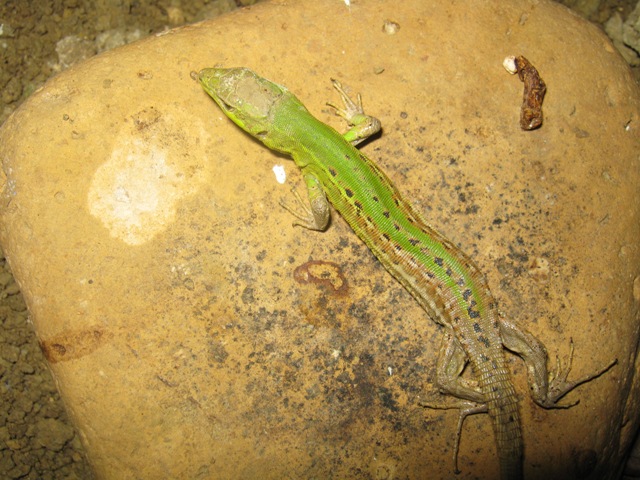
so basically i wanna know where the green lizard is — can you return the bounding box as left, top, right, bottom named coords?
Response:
left=198, top=67, right=615, bottom=480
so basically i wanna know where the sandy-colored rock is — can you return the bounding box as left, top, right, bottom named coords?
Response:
left=0, top=0, right=638, bottom=478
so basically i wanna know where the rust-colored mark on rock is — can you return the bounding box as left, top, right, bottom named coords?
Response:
left=40, top=327, right=112, bottom=363
left=293, top=260, right=348, bottom=295
left=131, top=107, right=161, bottom=132
left=528, top=256, right=550, bottom=283
left=503, top=55, right=547, bottom=130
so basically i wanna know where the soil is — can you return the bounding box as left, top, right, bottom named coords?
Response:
left=0, top=1, right=638, bottom=478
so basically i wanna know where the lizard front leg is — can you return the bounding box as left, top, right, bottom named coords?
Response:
left=327, top=79, right=381, bottom=146
left=280, top=172, right=331, bottom=231
left=282, top=79, right=381, bottom=230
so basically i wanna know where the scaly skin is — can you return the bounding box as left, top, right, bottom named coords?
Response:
left=198, top=67, right=615, bottom=480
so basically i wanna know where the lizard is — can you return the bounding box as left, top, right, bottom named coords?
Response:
left=197, top=67, right=616, bottom=480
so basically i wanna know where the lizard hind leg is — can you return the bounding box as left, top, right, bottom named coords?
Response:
left=419, top=332, right=488, bottom=472
left=498, top=316, right=617, bottom=408
left=431, top=331, right=485, bottom=403
left=419, top=396, right=488, bottom=474
left=543, top=341, right=617, bottom=406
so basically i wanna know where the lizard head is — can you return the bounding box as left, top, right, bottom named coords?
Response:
left=198, top=67, right=286, bottom=141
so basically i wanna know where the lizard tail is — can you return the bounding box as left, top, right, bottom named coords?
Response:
left=483, top=372, right=523, bottom=480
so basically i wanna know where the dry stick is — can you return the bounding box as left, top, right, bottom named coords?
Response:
left=503, top=55, right=547, bottom=130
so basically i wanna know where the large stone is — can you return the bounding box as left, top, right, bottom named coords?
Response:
left=1, top=0, right=638, bottom=478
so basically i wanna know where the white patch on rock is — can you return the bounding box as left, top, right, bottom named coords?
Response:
left=272, top=164, right=286, bottom=184
left=88, top=138, right=186, bottom=245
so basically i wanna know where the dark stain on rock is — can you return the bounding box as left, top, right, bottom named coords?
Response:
left=39, top=327, right=112, bottom=363
left=208, top=340, right=229, bottom=363
left=131, top=106, right=161, bottom=131
left=571, top=447, right=598, bottom=478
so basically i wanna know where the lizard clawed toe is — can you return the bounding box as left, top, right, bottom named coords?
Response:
left=539, top=341, right=618, bottom=407
left=542, top=358, right=618, bottom=407
left=419, top=398, right=487, bottom=474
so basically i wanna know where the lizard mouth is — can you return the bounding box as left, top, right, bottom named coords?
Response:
left=217, top=98, right=235, bottom=113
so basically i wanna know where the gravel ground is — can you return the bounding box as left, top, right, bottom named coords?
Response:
left=0, top=1, right=638, bottom=478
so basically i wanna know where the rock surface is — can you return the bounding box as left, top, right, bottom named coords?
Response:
left=0, top=0, right=639, bottom=479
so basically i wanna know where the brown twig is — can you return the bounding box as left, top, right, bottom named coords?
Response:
left=503, top=55, right=547, bottom=130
